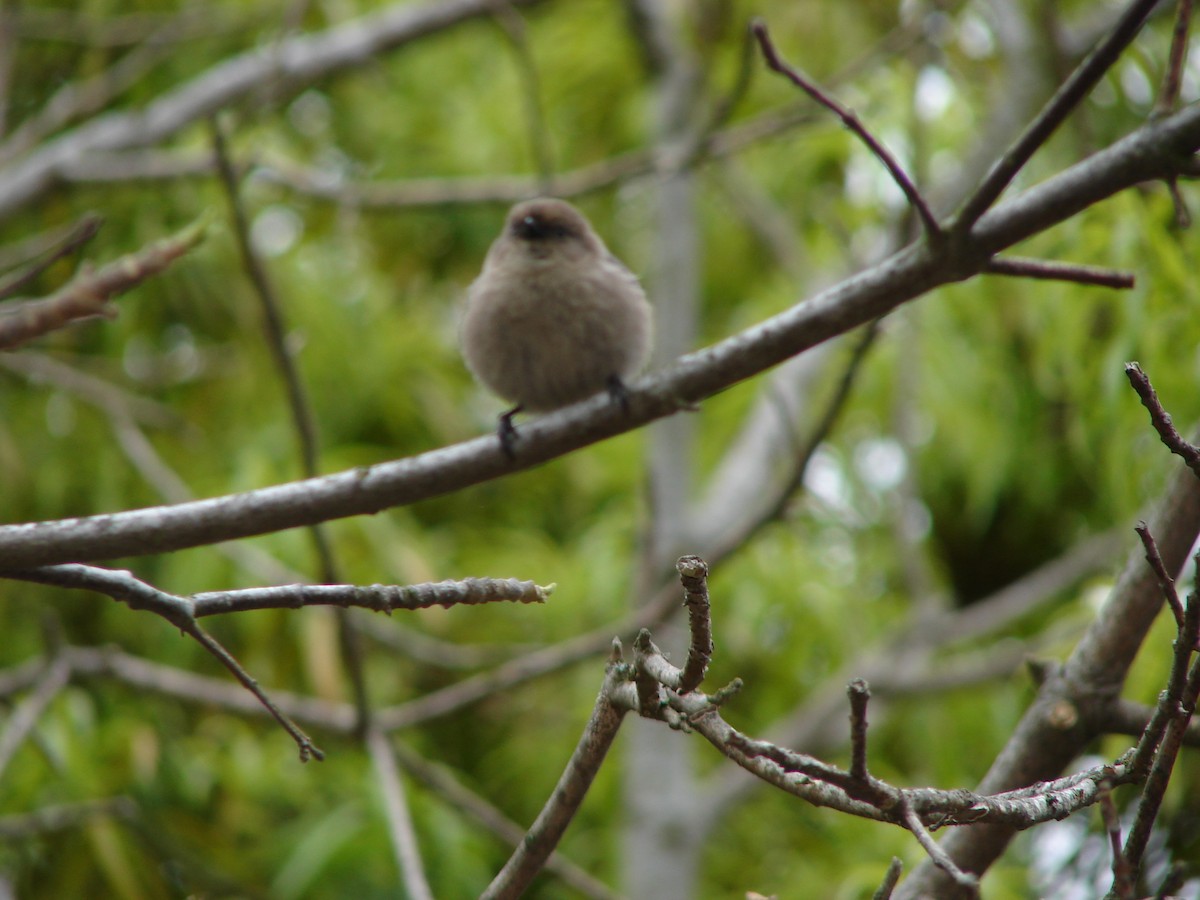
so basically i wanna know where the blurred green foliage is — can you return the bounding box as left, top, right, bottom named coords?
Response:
left=2, top=0, right=1199, bottom=897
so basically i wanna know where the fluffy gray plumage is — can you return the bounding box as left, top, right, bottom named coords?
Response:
left=461, top=198, right=653, bottom=413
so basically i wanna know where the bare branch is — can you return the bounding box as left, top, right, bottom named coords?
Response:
left=7, top=563, right=551, bottom=616
left=0, top=654, right=70, bottom=779
left=1125, top=362, right=1200, bottom=478
left=676, top=555, right=713, bottom=694
left=899, top=799, right=978, bottom=895
left=1134, top=522, right=1184, bottom=629
left=751, top=19, right=941, bottom=242
left=185, top=622, right=325, bottom=762
left=391, top=741, right=619, bottom=899
left=4, top=101, right=1197, bottom=571
left=0, top=0, right=544, bottom=221
left=873, top=858, right=903, bottom=900
left=953, top=0, right=1160, bottom=232
left=0, top=218, right=206, bottom=350
left=1123, top=557, right=1200, bottom=878
left=847, top=679, right=871, bottom=783
left=366, top=728, right=434, bottom=900
left=480, top=656, right=628, bottom=900
left=192, top=578, right=552, bottom=615
left=0, top=213, right=102, bottom=300
left=984, top=256, right=1135, bottom=289
left=1154, top=0, right=1193, bottom=116
left=1100, top=781, right=1134, bottom=900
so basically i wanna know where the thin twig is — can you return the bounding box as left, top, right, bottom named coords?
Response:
left=848, top=678, right=871, bottom=782
left=1123, top=568, right=1200, bottom=876
left=873, top=858, right=904, bottom=900
left=953, top=0, right=1160, bottom=232
left=0, top=218, right=206, bottom=350
left=183, top=622, right=325, bottom=762
left=751, top=19, right=941, bottom=243
left=480, top=659, right=628, bottom=900
left=899, top=799, right=979, bottom=894
left=708, top=320, right=881, bottom=563
left=984, top=256, right=1135, bottom=289
left=1165, top=177, right=1192, bottom=229
left=0, top=654, right=70, bottom=779
left=676, top=555, right=713, bottom=694
left=1099, top=780, right=1134, bottom=900
left=210, top=118, right=371, bottom=734
left=1134, top=522, right=1184, bottom=629
left=390, top=741, right=619, bottom=899
left=1155, top=0, right=1193, bottom=116
left=0, top=213, right=103, bottom=300
left=366, top=728, right=434, bottom=900
left=490, top=1, right=554, bottom=195
left=1125, top=362, right=1200, bottom=478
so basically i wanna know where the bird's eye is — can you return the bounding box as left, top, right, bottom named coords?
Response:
left=514, top=214, right=573, bottom=241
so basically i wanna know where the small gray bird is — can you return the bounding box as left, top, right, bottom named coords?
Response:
left=461, top=198, right=653, bottom=454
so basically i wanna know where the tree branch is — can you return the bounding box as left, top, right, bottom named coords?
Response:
left=1, top=103, right=1198, bottom=570
left=0, top=0, right=544, bottom=220
left=0, top=218, right=206, bottom=350
left=480, top=647, right=629, bottom=900
left=752, top=19, right=941, bottom=242
left=952, top=0, right=1160, bottom=231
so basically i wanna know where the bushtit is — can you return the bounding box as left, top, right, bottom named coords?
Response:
left=461, top=197, right=652, bottom=453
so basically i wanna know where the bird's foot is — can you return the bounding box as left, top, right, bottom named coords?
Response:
left=606, top=375, right=632, bottom=414
left=497, top=405, right=522, bottom=459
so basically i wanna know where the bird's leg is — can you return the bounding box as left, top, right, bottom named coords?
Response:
left=497, top=404, right=523, bottom=459
left=606, top=375, right=632, bottom=414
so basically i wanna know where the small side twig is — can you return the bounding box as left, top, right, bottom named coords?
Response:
left=0, top=217, right=206, bottom=350
left=1155, top=0, right=1193, bottom=117
left=186, top=622, right=325, bottom=762
left=1124, top=362, right=1200, bottom=478
left=899, top=798, right=978, bottom=894
left=0, top=654, right=70, bottom=780
left=872, top=858, right=903, bottom=900
left=1099, top=780, right=1134, bottom=900
left=490, top=1, right=554, bottom=195
left=1134, top=522, right=1184, bottom=629
left=848, top=678, right=871, bottom=782
left=0, top=212, right=103, bottom=300
left=1123, top=567, right=1200, bottom=877
left=751, top=19, right=941, bottom=243
left=1156, top=0, right=1197, bottom=230
left=390, top=741, right=618, bottom=899
left=984, top=256, right=1135, bottom=289
left=676, top=555, right=713, bottom=694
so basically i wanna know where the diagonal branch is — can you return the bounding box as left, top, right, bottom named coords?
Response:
left=1, top=103, right=1199, bottom=569
left=480, top=649, right=629, bottom=900
left=0, top=218, right=206, bottom=350
left=952, top=0, right=1160, bottom=232
left=0, top=0, right=543, bottom=220
left=752, top=19, right=941, bottom=242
